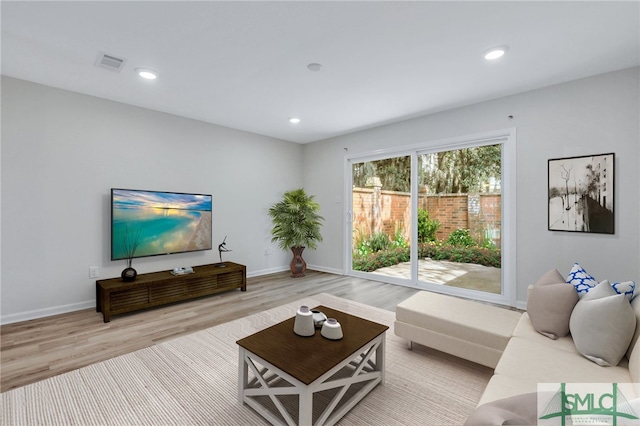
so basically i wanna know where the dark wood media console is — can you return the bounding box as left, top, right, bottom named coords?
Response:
left=96, top=262, right=246, bottom=322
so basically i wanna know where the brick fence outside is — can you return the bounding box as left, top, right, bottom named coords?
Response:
left=352, top=188, right=501, bottom=246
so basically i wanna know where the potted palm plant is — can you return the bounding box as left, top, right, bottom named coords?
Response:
left=268, top=188, right=324, bottom=277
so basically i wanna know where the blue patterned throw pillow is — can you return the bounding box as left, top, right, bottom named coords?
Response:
left=610, top=280, right=636, bottom=301
left=566, top=263, right=598, bottom=297
left=566, top=263, right=637, bottom=300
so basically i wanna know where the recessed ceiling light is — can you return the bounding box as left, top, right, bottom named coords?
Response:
left=289, top=117, right=301, bottom=124
left=307, top=63, right=322, bottom=72
left=484, top=46, right=509, bottom=60
left=136, top=68, right=158, bottom=80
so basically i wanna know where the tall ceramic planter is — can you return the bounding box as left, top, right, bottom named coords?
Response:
left=290, top=247, right=307, bottom=277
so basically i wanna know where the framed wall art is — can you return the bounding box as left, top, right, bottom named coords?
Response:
left=548, top=153, right=614, bottom=234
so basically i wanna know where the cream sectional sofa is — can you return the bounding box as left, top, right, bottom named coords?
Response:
left=394, top=291, right=522, bottom=369
left=479, top=302, right=639, bottom=405
left=394, top=284, right=640, bottom=423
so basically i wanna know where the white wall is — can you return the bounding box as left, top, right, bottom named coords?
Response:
left=1, top=76, right=302, bottom=323
left=303, top=67, right=640, bottom=305
left=3, top=68, right=639, bottom=322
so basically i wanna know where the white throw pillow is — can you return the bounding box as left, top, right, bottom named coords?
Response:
left=569, top=281, right=637, bottom=366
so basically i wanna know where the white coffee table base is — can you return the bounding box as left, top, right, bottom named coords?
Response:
left=238, top=332, right=386, bottom=426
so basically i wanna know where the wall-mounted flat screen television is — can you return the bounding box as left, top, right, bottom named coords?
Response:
left=111, top=188, right=212, bottom=261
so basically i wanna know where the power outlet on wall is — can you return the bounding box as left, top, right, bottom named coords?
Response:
left=89, top=266, right=99, bottom=278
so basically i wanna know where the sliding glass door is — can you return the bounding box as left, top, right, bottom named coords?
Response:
left=416, top=144, right=502, bottom=294
left=351, top=155, right=413, bottom=284
left=345, top=130, right=516, bottom=306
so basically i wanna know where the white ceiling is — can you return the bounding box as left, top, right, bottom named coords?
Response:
left=2, top=1, right=639, bottom=144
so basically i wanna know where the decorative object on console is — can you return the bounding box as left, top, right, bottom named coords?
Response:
left=121, top=265, right=137, bottom=282
left=119, top=225, right=141, bottom=282
left=548, top=153, right=614, bottom=234
left=215, top=235, right=232, bottom=268
left=321, top=318, right=343, bottom=340
left=527, top=268, right=578, bottom=339
left=171, top=267, right=194, bottom=276
left=268, top=188, right=324, bottom=277
left=293, top=305, right=315, bottom=337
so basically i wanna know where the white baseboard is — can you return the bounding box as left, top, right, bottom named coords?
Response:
left=246, top=266, right=289, bottom=277
left=248, top=265, right=343, bottom=277
left=1, top=300, right=95, bottom=325
left=306, top=264, right=344, bottom=275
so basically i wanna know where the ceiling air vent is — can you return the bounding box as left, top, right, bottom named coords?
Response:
left=95, top=52, right=127, bottom=72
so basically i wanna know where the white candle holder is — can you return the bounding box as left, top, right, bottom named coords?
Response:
left=321, top=318, right=343, bottom=340
left=293, top=305, right=315, bottom=337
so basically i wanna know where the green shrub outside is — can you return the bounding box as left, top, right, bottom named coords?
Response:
left=368, top=232, right=391, bottom=252
left=353, top=228, right=372, bottom=256
left=417, top=208, right=440, bottom=242
left=352, top=247, right=411, bottom=272
left=352, top=225, right=500, bottom=272
left=391, top=229, right=409, bottom=249
left=353, top=241, right=501, bottom=272
left=353, top=229, right=408, bottom=258
left=446, top=228, right=476, bottom=247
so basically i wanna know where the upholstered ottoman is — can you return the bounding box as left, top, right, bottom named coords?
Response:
left=394, top=291, right=522, bottom=368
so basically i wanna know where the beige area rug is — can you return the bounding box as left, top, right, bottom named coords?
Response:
left=1, top=293, right=492, bottom=425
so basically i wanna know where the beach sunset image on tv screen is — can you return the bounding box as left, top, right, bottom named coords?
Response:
left=111, top=189, right=213, bottom=260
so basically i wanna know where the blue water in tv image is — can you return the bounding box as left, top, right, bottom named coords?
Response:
left=112, top=189, right=212, bottom=260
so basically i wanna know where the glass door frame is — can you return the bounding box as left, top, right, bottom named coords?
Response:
left=343, top=128, right=517, bottom=307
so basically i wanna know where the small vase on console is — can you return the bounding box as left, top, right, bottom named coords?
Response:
left=121, top=259, right=137, bottom=282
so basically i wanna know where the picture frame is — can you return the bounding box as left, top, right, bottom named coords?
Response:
left=548, top=153, right=614, bottom=234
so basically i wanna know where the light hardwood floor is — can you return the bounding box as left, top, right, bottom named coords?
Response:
left=1, top=270, right=419, bottom=392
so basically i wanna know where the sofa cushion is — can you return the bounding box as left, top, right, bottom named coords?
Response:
left=495, top=337, right=631, bottom=384
left=478, top=374, right=540, bottom=407
left=569, top=281, right=636, bottom=366
left=394, top=320, right=505, bottom=368
left=566, top=262, right=598, bottom=297
left=628, top=296, right=640, bottom=386
left=464, top=393, right=539, bottom=426
left=395, top=291, right=521, bottom=352
left=512, top=313, right=577, bottom=354
left=527, top=269, right=578, bottom=339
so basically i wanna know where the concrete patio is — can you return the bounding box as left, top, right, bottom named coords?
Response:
left=371, top=258, right=501, bottom=294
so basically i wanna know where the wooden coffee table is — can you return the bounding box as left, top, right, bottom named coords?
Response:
left=237, top=305, right=388, bottom=426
